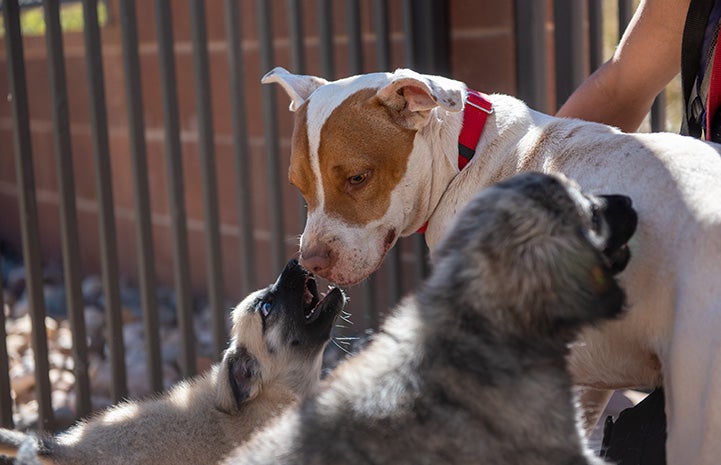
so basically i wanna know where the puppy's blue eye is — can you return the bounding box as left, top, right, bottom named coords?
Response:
left=260, top=302, right=272, bottom=317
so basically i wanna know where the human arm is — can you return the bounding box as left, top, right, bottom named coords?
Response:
left=556, top=0, right=690, bottom=132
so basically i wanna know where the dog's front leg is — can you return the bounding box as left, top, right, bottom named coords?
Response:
left=575, top=387, right=613, bottom=435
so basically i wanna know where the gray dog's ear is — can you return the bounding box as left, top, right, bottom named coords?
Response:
left=216, top=346, right=262, bottom=412
left=261, top=67, right=328, bottom=111
left=376, top=69, right=465, bottom=130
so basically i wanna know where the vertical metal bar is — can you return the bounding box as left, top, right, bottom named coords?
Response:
left=318, top=0, right=335, bottom=79
left=154, top=0, right=196, bottom=378
left=287, top=0, right=306, bottom=74
left=651, top=92, right=667, bottom=132
left=224, top=0, right=257, bottom=297
left=374, top=0, right=401, bottom=305
left=554, top=0, right=586, bottom=110
left=256, top=0, right=286, bottom=276
left=402, top=0, right=416, bottom=69
left=43, top=0, right=96, bottom=409
left=402, top=0, right=430, bottom=284
left=588, top=0, right=604, bottom=71
left=189, top=0, right=226, bottom=358
left=347, top=0, right=363, bottom=74
left=81, top=0, right=122, bottom=412
left=617, top=0, right=634, bottom=35
left=514, top=0, right=550, bottom=112
left=4, top=0, right=54, bottom=431
left=373, top=0, right=390, bottom=71
left=0, top=274, right=13, bottom=428
left=286, top=0, right=309, bottom=233
left=404, top=0, right=450, bottom=75
left=118, top=0, right=163, bottom=393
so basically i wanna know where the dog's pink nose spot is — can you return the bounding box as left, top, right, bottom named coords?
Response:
left=301, top=246, right=332, bottom=274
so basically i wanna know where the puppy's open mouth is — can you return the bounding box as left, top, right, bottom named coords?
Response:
left=302, top=275, right=322, bottom=323
left=302, top=273, right=344, bottom=324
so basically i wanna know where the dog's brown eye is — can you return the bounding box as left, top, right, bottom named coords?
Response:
left=348, top=172, right=367, bottom=185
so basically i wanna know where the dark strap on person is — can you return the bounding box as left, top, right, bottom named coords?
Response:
left=600, top=388, right=667, bottom=465
left=681, top=0, right=716, bottom=137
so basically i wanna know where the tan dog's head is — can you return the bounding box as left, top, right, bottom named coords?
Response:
left=215, top=259, right=346, bottom=412
left=263, top=67, right=466, bottom=285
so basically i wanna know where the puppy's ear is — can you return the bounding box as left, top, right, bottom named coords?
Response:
left=216, top=346, right=262, bottom=412
left=377, top=69, right=464, bottom=129
left=261, top=67, right=328, bottom=111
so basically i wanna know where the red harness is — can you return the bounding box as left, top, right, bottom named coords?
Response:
left=707, top=41, right=721, bottom=139
left=416, top=89, right=493, bottom=234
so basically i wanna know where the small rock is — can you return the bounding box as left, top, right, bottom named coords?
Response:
left=90, top=395, right=112, bottom=412
left=42, top=263, right=64, bottom=286
left=158, top=304, right=177, bottom=327
left=53, top=406, right=76, bottom=431
left=11, top=296, right=29, bottom=318
left=43, top=285, right=67, bottom=319
left=44, top=316, right=59, bottom=340
left=162, top=363, right=181, bottom=390
left=5, top=333, right=28, bottom=356
left=6, top=266, right=26, bottom=299
left=81, top=275, right=103, bottom=305
left=84, top=305, right=105, bottom=338
left=122, top=307, right=140, bottom=324
left=9, top=367, right=34, bottom=396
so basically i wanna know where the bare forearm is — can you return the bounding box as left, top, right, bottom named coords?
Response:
left=556, top=0, right=688, bottom=132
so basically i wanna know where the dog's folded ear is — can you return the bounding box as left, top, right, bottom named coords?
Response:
left=377, top=68, right=465, bottom=129
left=215, top=346, right=262, bottom=413
left=261, top=67, right=329, bottom=111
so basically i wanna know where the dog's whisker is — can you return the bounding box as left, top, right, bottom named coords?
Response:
left=330, top=338, right=354, bottom=355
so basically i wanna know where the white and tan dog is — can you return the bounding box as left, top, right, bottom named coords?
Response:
left=263, top=67, right=721, bottom=465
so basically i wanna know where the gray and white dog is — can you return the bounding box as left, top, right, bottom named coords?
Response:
left=223, top=172, right=637, bottom=465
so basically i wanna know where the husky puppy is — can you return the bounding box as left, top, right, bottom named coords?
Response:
left=223, top=172, right=637, bottom=465
left=0, top=259, right=346, bottom=465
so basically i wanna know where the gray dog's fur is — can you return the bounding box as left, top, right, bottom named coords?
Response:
left=223, top=172, right=635, bottom=465
left=0, top=260, right=345, bottom=465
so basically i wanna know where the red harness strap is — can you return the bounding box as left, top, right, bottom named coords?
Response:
left=417, top=89, right=493, bottom=233
left=707, top=39, right=721, bottom=139
left=458, top=89, right=494, bottom=169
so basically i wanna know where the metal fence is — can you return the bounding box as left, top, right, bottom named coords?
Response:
left=1, top=0, right=662, bottom=432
